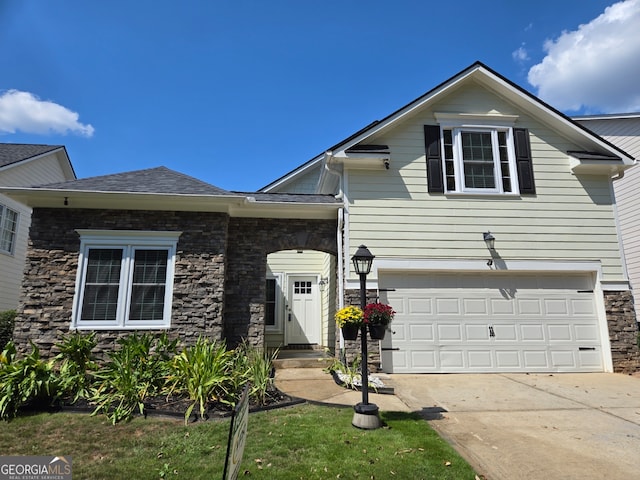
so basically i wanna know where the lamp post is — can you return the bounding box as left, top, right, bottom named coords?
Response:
left=351, top=245, right=382, bottom=430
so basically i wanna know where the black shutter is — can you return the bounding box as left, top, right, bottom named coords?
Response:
left=514, top=128, right=536, bottom=194
left=424, top=125, right=444, bottom=193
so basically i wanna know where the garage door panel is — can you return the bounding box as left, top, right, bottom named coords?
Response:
left=575, top=324, right=599, bottom=341
left=379, top=272, right=604, bottom=373
left=520, top=324, right=545, bottom=341
left=468, top=350, right=492, bottom=368
left=495, top=350, right=521, bottom=368
left=438, top=324, right=463, bottom=341
left=409, top=324, right=434, bottom=341
left=436, top=298, right=460, bottom=314
left=517, top=298, right=542, bottom=315
left=440, top=350, right=464, bottom=368
left=548, top=324, right=572, bottom=341
left=466, top=324, right=489, bottom=341
left=490, top=298, right=515, bottom=314
left=493, top=324, right=517, bottom=341
left=550, top=350, right=577, bottom=368
left=463, top=297, right=487, bottom=314
left=572, top=298, right=596, bottom=315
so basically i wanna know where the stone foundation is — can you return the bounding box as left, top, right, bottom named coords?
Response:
left=605, top=290, right=640, bottom=373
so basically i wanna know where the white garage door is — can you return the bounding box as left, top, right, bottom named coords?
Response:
left=379, top=272, right=604, bottom=373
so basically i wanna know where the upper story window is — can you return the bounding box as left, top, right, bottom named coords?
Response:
left=442, top=128, right=515, bottom=194
left=72, top=230, right=181, bottom=330
left=425, top=114, right=536, bottom=196
left=0, top=204, right=19, bottom=255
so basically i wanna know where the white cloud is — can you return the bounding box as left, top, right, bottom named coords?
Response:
left=512, top=45, right=529, bottom=62
left=527, top=0, right=640, bottom=113
left=0, top=89, right=94, bottom=137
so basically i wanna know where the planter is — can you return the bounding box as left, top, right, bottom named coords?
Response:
left=368, top=324, right=387, bottom=340
left=341, top=324, right=360, bottom=341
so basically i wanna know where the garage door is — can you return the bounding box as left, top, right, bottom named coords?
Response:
left=379, top=272, right=604, bottom=373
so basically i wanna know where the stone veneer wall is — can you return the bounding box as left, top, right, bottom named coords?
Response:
left=605, top=290, right=640, bottom=373
left=337, top=288, right=381, bottom=372
left=225, top=218, right=337, bottom=348
left=14, top=208, right=229, bottom=359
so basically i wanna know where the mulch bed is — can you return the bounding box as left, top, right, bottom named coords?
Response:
left=22, top=387, right=304, bottom=422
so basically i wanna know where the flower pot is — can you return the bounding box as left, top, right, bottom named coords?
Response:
left=368, top=324, right=387, bottom=340
left=341, top=324, right=360, bottom=341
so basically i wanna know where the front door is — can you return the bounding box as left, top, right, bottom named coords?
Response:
left=286, top=276, right=320, bottom=345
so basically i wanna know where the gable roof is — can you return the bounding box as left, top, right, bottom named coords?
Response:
left=39, top=166, right=233, bottom=196
left=0, top=143, right=68, bottom=169
left=262, top=61, right=635, bottom=192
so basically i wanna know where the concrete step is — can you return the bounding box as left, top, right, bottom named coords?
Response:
left=273, top=352, right=334, bottom=369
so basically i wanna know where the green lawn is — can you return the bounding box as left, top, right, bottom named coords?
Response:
left=0, top=404, right=477, bottom=479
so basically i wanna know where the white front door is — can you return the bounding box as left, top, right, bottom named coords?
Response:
left=286, top=276, right=320, bottom=345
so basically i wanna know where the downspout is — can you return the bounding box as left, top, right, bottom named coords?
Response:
left=611, top=166, right=631, bottom=281
left=322, top=150, right=347, bottom=349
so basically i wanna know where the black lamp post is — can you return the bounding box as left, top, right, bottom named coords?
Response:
left=351, top=245, right=381, bottom=429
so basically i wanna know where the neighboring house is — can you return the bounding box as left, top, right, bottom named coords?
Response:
left=0, top=144, right=76, bottom=311
left=2, top=62, right=638, bottom=374
left=573, top=113, right=640, bottom=322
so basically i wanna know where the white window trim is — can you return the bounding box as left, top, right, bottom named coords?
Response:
left=0, top=203, right=19, bottom=256
left=265, top=273, right=283, bottom=332
left=71, top=230, right=181, bottom=330
left=444, top=127, right=519, bottom=195
left=434, top=112, right=520, bottom=195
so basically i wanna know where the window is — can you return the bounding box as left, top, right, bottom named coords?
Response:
left=442, top=127, right=515, bottom=193
left=0, top=204, right=19, bottom=255
left=266, top=278, right=277, bottom=327
left=72, top=230, right=180, bottom=329
left=425, top=117, right=535, bottom=195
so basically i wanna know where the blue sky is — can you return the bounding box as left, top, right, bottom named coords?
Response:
left=1, top=0, right=639, bottom=191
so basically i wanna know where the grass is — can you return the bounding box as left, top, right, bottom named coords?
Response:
left=0, top=404, right=477, bottom=479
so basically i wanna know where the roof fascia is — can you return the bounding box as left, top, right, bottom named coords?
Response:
left=0, top=187, right=339, bottom=219
left=324, top=61, right=634, bottom=165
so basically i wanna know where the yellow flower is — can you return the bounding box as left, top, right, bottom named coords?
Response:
left=334, top=306, right=364, bottom=327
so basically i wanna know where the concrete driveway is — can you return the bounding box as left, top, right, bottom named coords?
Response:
left=390, top=373, right=640, bottom=480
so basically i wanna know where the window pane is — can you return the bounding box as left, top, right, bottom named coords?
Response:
left=0, top=206, right=18, bottom=253
left=81, top=249, right=123, bottom=321
left=498, top=131, right=512, bottom=192
left=461, top=132, right=495, bottom=189
left=129, top=250, right=168, bottom=321
left=265, top=278, right=276, bottom=326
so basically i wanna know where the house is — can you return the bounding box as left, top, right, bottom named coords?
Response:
left=572, top=113, right=640, bottom=323
left=2, top=62, right=638, bottom=374
left=0, top=144, right=75, bottom=311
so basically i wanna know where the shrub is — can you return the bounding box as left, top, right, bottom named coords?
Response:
left=0, top=310, right=16, bottom=352
left=233, top=341, right=278, bottom=405
left=166, top=336, right=233, bottom=423
left=90, top=332, right=178, bottom=424
left=55, top=331, right=98, bottom=403
left=0, top=341, right=59, bottom=420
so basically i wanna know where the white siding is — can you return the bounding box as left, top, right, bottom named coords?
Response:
left=576, top=116, right=640, bottom=318
left=344, top=83, right=626, bottom=283
left=0, top=153, right=72, bottom=310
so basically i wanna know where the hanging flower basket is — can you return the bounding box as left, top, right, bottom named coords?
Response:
left=368, top=324, right=387, bottom=340
left=341, top=324, right=360, bottom=341
left=364, top=303, right=395, bottom=340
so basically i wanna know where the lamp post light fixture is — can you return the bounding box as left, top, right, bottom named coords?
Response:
left=350, top=245, right=382, bottom=430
